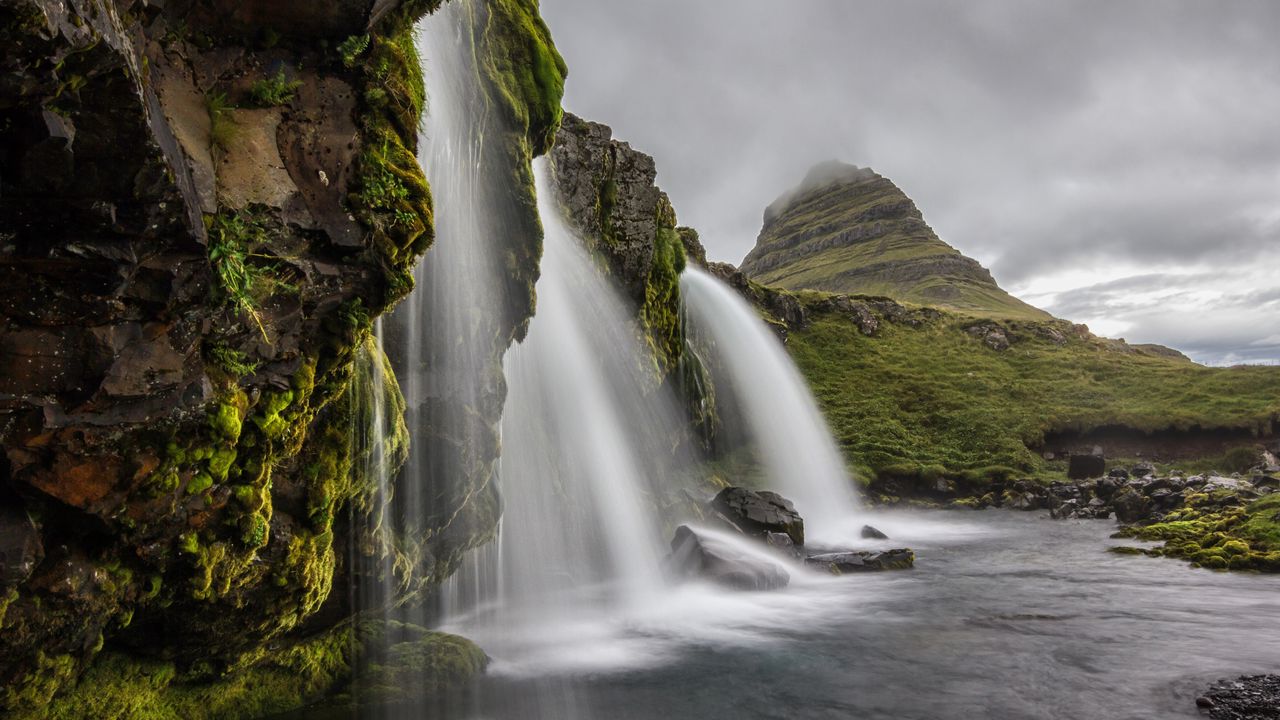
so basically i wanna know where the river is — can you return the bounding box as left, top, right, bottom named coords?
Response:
left=429, top=509, right=1280, bottom=720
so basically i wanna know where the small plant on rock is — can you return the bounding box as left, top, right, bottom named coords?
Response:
left=206, top=91, right=236, bottom=151
left=338, top=34, right=370, bottom=68
left=249, top=69, right=302, bottom=107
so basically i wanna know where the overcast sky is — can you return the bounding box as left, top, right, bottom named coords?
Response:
left=538, top=0, right=1280, bottom=365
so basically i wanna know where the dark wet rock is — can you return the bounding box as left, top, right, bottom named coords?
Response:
left=1108, top=468, right=1130, bottom=480
left=1132, top=462, right=1157, bottom=479
left=1095, top=476, right=1123, bottom=500
left=710, top=487, right=805, bottom=546
left=1196, top=674, right=1280, bottom=719
left=804, top=549, right=914, bottom=574
left=861, top=525, right=889, bottom=540
left=1111, top=486, right=1153, bottom=523
left=0, top=505, right=42, bottom=589
left=1068, top=454, right=1106, bottom=480
left=669, top=526, right=791, bottom=591
left=1253, top=476, right=1280, bottom=491
left=764, top=532, right=802, bottom=558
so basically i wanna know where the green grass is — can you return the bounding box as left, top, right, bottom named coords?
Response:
left=785, top=302, right=1280, bottom=483
left=205, top=92, right=235, bottom=151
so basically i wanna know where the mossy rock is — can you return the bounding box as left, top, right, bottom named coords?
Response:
left=8, top=621, right=485, bottom=720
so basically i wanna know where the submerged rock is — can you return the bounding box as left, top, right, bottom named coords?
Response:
left=1196, top=674, right=1280, bottom=719
left=710, top=487, right=805, bottom=546
left=804, top=549, right=915, bottom=575
left=669, top=525, right=791, bottom=591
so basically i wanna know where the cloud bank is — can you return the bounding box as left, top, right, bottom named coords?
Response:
left=539, top=0, right=1280, bottom=364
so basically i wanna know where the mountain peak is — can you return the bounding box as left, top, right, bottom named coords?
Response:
left=742, top=165, right=1050, bottom=320
left=764, top=161, right=878, bottom=226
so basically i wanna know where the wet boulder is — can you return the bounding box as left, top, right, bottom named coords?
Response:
left=861, top=525, right=889, bottom=540
left=669, top=526, right=791, bottom=591
left=764, top=532, right=802, bottom=558
left=1068, top=454, right=1106, bottom=480
left=710, top=487, right=805, bottom=546
left=804, top=549, right=915, bottom=575
left=1110, top=486, right=1153, bottom=523
left=0, top=505, right=42, bottom=589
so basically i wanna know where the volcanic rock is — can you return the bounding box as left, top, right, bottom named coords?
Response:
left=710, top=487, right=805, bottom=545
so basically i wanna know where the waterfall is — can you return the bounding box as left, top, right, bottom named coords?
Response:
left=441, top=158, right=683, bottom=673
left=680, top=267, right=860, bottom=540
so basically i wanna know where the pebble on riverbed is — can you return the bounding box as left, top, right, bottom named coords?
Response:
left=1196, top=675, right=1280, bottom=719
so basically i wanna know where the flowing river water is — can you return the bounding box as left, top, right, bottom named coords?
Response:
left=431, top=509, right=1280, bottom=720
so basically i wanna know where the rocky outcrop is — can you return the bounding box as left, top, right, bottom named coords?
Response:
left=710, top=486, right=805, bottom=546
left=549, top=113, right=688, bottom=373
left=0, top=0, right=565, bottom=712
left=548, top=112, right=714, bottom=448
left=740, top=161, right=1049, bottom=320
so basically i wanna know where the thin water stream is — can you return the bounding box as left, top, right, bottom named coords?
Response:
left=680, top=267, right=861, bottom=543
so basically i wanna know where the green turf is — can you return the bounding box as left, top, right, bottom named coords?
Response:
left=784, top=301, right=1280, bottom=482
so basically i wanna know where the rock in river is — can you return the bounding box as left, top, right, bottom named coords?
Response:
left=710, top=487, right=805, bottom=545
left=861, top=525, right=889, bottom=540
left=805, top=549, right=915, bottom=575
left=670, top=525, right=791, bottom=591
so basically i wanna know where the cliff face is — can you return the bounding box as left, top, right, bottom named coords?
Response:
left=0, top=0, right=563, bottom=713
left=549, top=113, right=714, bottom=444
left=740, top=161, right=1049, bottom=321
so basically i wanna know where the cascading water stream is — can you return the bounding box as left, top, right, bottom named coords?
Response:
left=680, top=267, right=861, bottom=541
left=441, top=158, right=680, bottom=673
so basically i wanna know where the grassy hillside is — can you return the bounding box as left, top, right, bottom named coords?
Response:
left=781, top=295, right=1280, bottom=484
left=740, top=163, right=1049, bottom=321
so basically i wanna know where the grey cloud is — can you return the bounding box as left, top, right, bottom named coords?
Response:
left=539, top=0, right=1280, bottom=362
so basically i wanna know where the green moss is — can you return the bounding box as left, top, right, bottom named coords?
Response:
left=11, top=621, right=486, bottom=720
left=4, top=652, right=78, bottom=710
left=206, top=91, right=236, bottom=151
left=209, top=397, right=244, bottom=442
left=1108, top=546, right=1146, bottom=555
left=178, top=532, right=200, bottom=556
left=185, top=472, right=213, bottom=495
left=251, top=390, right=296, bottom=441
left=0, top=588, right=18, bottom=629
left=1122, top=493, right=1280, bottom=572
left=476, top=0, right=568, bottom=156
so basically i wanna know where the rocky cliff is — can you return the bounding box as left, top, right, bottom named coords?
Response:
left=0, top=0, right=563, bottom=714
left=548, top=112, right=714, bottom=444
left=740, top=161, right=1050, bottom=320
